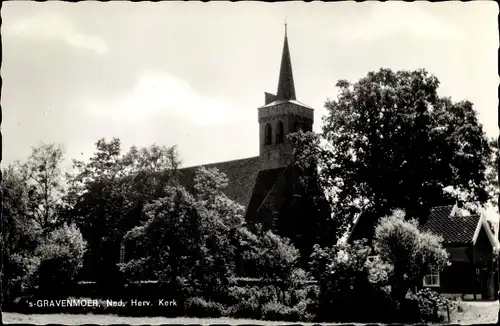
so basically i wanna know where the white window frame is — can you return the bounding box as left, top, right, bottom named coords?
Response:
left=423, top=271, right=440, bottom=287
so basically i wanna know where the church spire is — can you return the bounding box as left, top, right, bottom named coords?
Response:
left=276, top=20, right=296, bottom=101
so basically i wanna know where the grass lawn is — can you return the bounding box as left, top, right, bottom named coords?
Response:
left=449, top=300, right=498, bottom=324
left=2, top=301, right=498, bottom=325
left=2, top=313, right=318, bottom=325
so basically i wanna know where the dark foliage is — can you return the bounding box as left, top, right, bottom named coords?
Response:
left=292, top=69, right=492, bottom=236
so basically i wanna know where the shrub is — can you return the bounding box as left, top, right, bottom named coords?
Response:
left=35, top=223, right=87, bottom=298
left=4, top=254, right=41, bottom=301
left=373, top=209, right=449, bottom=307
left=292, top=298, right=316, bottom=322
left=228, top=285, right=276, bottom=305
left=413, top=288, right=450, bottom=322
left=184, top=297, right=227, bottom=318
left=397, top=291, right=424, bottom=322
left=225, top=285, right=276, bottom=319
left=289, top=284, right=318, bottom=307
left=309, top=241, right=398, bottom=322
left=225, top=283, right=316, bottom=322
left=226, top=299, right=261, bottom=320
left=261, top=300, right=312, bottom=322
left=261, top=301, right=293, bottom=321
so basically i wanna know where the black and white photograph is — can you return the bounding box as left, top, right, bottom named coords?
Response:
left=1, top=1, right=499, bottom=325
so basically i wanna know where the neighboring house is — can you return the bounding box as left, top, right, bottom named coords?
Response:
left=349, top=203, right=500, bottom=300
left=420, top=205, right=499, bottom=300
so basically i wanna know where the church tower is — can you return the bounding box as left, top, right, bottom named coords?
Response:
left=258, top=24, right=314, bottom=170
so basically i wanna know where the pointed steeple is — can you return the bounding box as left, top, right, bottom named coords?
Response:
left=276, top=20, right=296, bottom=101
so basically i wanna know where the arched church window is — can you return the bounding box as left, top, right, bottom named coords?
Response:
left=265, top=123, right=272, bottom=145
left=276, top=121, right=284, bottom=144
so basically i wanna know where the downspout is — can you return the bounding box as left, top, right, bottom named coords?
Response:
left=472, top=243, right=477, bottom=300
left=497, top=242, right=500, bottom=300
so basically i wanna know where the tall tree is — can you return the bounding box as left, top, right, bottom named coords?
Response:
left=293, top=68, right=491, bottom=236
left=66, top=138, right=126, bottom=287
left=23, top=143, right=66, bottom=229
left=66, top=138, right=180, bottom=286
left=486, top=137, right=499, bottom=212
left=1, top=163, right=42, bottom=305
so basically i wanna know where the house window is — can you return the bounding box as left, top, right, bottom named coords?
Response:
left=119, top=243, right=125, bottom=264
left=276, top=121, right=284, bottom=144
left=264, top=123, right=272, bottom=145
left=423, top=271, right=440, bottom=287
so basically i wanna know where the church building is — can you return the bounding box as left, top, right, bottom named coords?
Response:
left=179, top=26, right=333, bottom=263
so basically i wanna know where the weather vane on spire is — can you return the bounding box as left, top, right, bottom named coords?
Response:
left=284, top=16, right=288, bottom=34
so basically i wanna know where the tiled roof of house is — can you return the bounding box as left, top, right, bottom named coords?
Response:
left=178, top=156, right=262, bottom=208
left=421, top=205, right=481, bottom=245
left=348, top=204, right=484, bottom=246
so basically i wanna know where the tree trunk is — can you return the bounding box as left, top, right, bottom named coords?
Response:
left=391, top=279, right=409, bottom=319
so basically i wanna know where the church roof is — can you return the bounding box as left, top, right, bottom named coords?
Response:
left=178, top=156, right=262, bottom=209
left=347, top=210, right=379, bottom=245
left=259, top=99, right=314, bottom=110
left=178, top=158, right=293, bottom=227
left=245, top=167, right=287, bottom=219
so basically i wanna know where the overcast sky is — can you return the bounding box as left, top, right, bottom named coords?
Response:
left=2, top=1, right=498, bottom=172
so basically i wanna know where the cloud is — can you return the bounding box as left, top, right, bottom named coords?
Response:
left=83, top=71, right=249, bottom=125
left=335, top=3, right=468, bottom=42
left=4, top=11, right=109, bottom=55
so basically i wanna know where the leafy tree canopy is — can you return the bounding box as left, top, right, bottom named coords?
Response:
left=373, top=209, right=449, bottom=305
left=65, top=138, right=181, bottom=285
left=292, top=68, right=492, bottom=236
left=20, top=143, right=66, bottom=229
left=120, top=167, right=245, bottom=301
left=486, top=137, right=499, bottom=211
